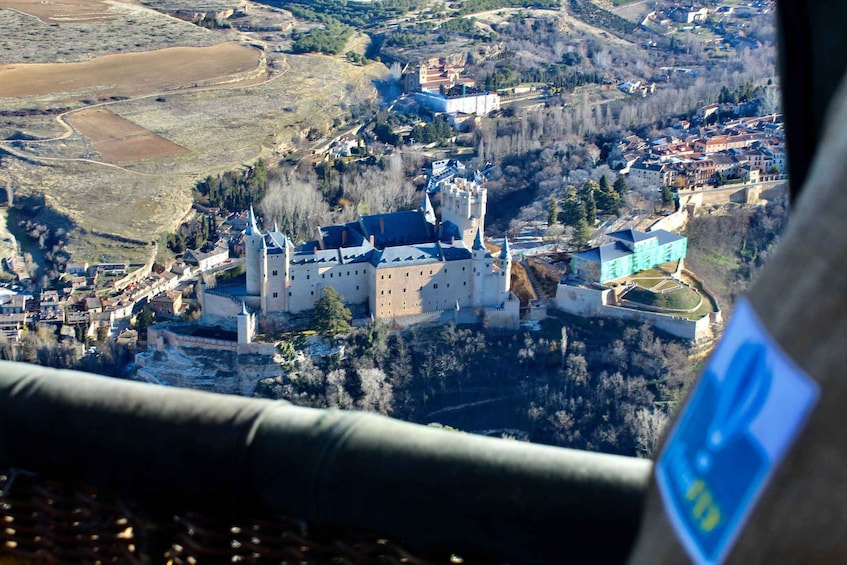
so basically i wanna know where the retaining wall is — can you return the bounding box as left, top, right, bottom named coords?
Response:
left=554, top=282, right=714, bottom=341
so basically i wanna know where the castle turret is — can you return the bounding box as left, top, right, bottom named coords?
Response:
left=237, top=301, right=254, bottom=344
left=245, top=206, right=263, bottom=295
left=471, top=227, right=486, bottom=306
left=259, top=235, right=269, bottom=312
left=422, top=192, right=436, bottom=226
left=498, top=235, right=512, bottom=298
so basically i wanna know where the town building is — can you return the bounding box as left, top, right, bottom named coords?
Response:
left=571, top=229, right=688, bottom=284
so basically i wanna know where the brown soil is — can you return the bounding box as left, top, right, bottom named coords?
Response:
left=67, top=108, right=189, bottom=162
left=510, top=262, right=537, bottom=307
left=0, top=42, right=261, bottom=99
left=0, top=0, right=113, bottom=23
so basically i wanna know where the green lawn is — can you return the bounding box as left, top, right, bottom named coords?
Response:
left=625, top=285, right=702, bottom=311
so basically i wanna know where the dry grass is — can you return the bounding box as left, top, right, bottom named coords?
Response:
left=1, top=53, right=386, bottom=262
left=67, top=108, right=189, bottom=162
left=0, top=2, right=230, bottom=65
left=510, top=261, right=536, bottom=307
left=0, top=42, right=262, bottom=99
left=0, top=0, right=113, bottom=23
left=0, top=0, right=387, bottom=264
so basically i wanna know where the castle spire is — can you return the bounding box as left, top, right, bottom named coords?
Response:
left=500, top=235, right=511, bottom=259
left=473, top=226, right=484, bottom=250
left=247, top=206, right=259, bottom=236
left=240, top=301, right=248, bottom=316
left=274, top=220, right=279, bottom=233
left=422, top=192, right=436, bottom=225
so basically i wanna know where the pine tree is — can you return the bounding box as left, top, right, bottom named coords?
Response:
left=312, top=288, right=352, bottom=337
left=547, top=197, right=559, bottom=226
left=613, top=175, right=628, bottom=197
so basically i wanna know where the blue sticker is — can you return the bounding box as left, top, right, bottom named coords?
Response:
left=655, top=298, right=819, bottom=565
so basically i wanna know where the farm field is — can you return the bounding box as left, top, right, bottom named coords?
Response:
left=0, top=42, right=262, bottom=100
left=67, top=108, right=189, bottom=162
left=0, top=0, right=113, bottom=23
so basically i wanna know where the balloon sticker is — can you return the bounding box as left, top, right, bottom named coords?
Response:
left=655, top=299, right=819, bottom=565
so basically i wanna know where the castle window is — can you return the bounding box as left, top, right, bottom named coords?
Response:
left=307, top=275, right=310, bottom=280
left=433, top=283, right=439, bottom=289
left=330, top=273, right=333, bottom=278
left=463, top=281, right=467, bottom=286
left=446, top=283, right=450, bottom=288
left=347, top=271, right=350, bottom=276
left=502, top=272, right=506, bottom=276
left=388, top=274, right=391, bottom=279
left=356, top=285, right=359, bottom=290
left=403, top=288, right=406, bottom=293
left=288, top=292, right=292, bottom=297
left=381, top=290, right=384, bottom=295
left=311, top=291, right=314, bottom=296
left=272, top=270, right=278, bottom=276
left=429, top=270, right=433, bottom=275
left=388, top=290, right=391, bottom=295
left=406, top=272, right=409, bottom=277
left=462, top=267, right=465, bottom=271
left=272, top=292, right=278, bottom=298
left=322, top=274, right=325, bottom=279
left=356, top=270, right=359, bottom=275
left=420, top=271, right=423, bottom=276
left=291, top=275, right=294, bottom=280
left=381, top=275, right=384, bottom=280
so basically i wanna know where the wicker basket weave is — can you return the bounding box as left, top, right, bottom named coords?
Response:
left=1, top=471, right=447, bottom=565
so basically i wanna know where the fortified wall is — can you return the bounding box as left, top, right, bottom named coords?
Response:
left=136, top=325, right=280, bottom=395
left=553, top=281, right=719, bottom=342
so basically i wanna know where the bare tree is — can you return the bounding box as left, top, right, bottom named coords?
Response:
left=357, top=367, right=394, bottom=415
left=261, top=174, right=331, bottom=243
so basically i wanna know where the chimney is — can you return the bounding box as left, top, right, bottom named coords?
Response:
left=451, top=236, right=455, bottom=245
left=379, top=217, right=385, bottom=234
left=370, top=235, right=375, bottom=246
left=342, top=228, right=347, bottom=246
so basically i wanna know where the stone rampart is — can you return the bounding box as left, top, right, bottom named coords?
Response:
left=554, top=282, right=714, bottom=341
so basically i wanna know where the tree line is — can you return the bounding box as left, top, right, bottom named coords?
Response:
left=255, top=314, right=696, bottom=458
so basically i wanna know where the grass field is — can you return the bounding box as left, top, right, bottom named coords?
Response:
left=625, top=285, right=702, bottom=311
left=67, top=108, right=189, bottom=162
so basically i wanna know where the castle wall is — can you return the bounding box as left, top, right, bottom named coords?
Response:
left=554, top=282, right=714, bottom=341
left=372, top=259, right=477, bottom=318
left=201, top=291, right=243, bottom=330
left=263, top=251, right=288, bottom=312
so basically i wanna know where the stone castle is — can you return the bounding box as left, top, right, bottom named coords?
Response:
left=200, top=178, right=519, bottom=339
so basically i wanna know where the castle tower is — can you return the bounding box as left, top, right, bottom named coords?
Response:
left=441, top=179, right=487, bottom=248
left=244, top=206, right=263, bottom=296
left=498, top=235, right=512, bottom=298
left=259, top=235, right=269, bottom=312
left=471, top=227, right=486, bottom=307
left=237, top=301, right=254, bottom=344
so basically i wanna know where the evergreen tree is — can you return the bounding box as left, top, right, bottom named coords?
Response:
left=572, top=218, right=589, bottom=250
left=134, top=305, right=155, bottom=340
left=312, top=288, right=352, bottom=337
left=661, top=185, right=674, bottom=207
left=547, top=197, right=559, bottom=226
left=599, top=174, right=610, bottom=193
left=613, top=175, right=628, bottom=197
left=584, top=190, right=597, bottom=225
